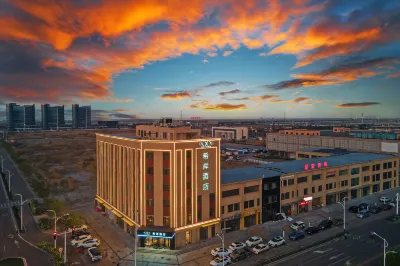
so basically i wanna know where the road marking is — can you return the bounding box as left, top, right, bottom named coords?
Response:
left=314, top=248, right=333, bottom=254
left=329, top=253, right=344, bottom=260
left=328, top=256, right=352, bottom=266
left=297, top=250, right=338, bottom=266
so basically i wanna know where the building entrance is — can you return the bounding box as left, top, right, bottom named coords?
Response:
left=143, top=237, right=171, bottom=249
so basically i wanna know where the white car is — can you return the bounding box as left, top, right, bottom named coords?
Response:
left=290, top=221, right=305, bottom=230
left=77, top=238, right=100, bottom=248
left=210, top=256, right=231, bottom=266
left=252, top=243, right=269, bottom=254
left=71, top=234, right=92, bottom=246
left=245, top=236, right=263, bottom=247
left=268, top=236, right=286, bottom=247
left=380, top=196, right=391, bottom=203
left=88, top=247, right=102, bottom=261
left=228, top=242, right=246, bottom=251
left=211, top=247, right=232, bottom=257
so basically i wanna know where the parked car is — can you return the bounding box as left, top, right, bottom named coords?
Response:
left=382, top=204, right=392, bottom=211
left=268, top=236, right=285, bottom=247
left=317, top=220, right=333, bottom=230
left=289, top=231, right=305, bottom=241
left=229, top=242, right=246, bottom=251
left=359, top=203, right=370, bottom=210
left=72, top=230, right=91, bottom=239
left=210, top=256, right=231, bottom=266
left=370, top=206, right=382, bottom=214
left=332, top=218, right=344, bottom=226
left=88, top=247, right=102, bottom=261
left=211, top=248, right=232, bottom=257
left=71, top=235, right=92, bottom=246
left=77, top=238, right=100, bottom=248
left=252, top=244, right=269, bottom=254
left=290, top=221, right=306, bottom=230
left=245, top=236, right=263, bottom=247
left=380, top=196, right=391, bottom=203
left=348, top=206, right=359, bottom=213
left=305, top=226, right=320, bottom=235
left=229, top=249, right=250, bottom=262
left=357, top=210, right=370, bottom=219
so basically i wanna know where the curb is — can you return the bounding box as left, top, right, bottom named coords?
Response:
left=0, top=172, right=19, bottom=233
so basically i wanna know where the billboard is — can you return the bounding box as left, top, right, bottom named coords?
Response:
left=351, top=132, right=397, bottom=140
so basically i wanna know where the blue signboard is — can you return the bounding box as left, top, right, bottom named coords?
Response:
left=352, top=132, right=397, bottom=140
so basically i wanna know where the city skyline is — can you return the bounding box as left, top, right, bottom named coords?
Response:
left=0, top=0, right=400, bottom=119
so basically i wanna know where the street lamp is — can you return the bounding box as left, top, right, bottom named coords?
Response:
left=396, top=193, right=399, bottom=216
left=46, top=210, right=57, bottom=248
left=216, top=227, right=231, bottom=266
left=337, top=196, right=348, bottom=235
left=371, top=232, right=389, bottom=266
left=5, top=170, right=13, bottom=193
left=1, top=156, right=4, bottom=173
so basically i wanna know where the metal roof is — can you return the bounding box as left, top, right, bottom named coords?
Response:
left=319, top=130, right=350, bottom=137
left=221, top=153, right=394, bottom=184
left=298, top=148, right=354, bottom=155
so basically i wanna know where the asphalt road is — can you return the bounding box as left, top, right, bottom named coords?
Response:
left=267, top=217, right=400, bottom=266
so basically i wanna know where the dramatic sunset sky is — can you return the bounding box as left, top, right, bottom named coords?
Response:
left=0, top=0, right=400, bottom=120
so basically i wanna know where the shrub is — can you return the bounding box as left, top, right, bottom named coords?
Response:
left=29, top=200, right=37, bottom=215
left=44, top=198, right=64, bottom=215
left=37, top=241, right=64, bottom=266
left=64, top=213, right=84, bottom=229
left=38, top=218, right=51, bottom=230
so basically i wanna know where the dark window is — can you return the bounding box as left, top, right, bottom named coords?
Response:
left=163, top=200, right=170, bottom=207
left=304, top=188, right=308, bottom=195
left=163, top=168, right=170, bottom=175
left=221, top=206, right=224, bottom=214
left=210, top=193, right=215, bottom=200
left=351, top=168, right=360, bottom=175
left=389, top=171, right=393, bottom=178
left=362, top=166, right=370, bottom=172
left=234, top=203, right=240, bottom=211
left=146, top=152, right=153, bottom=159
left=383, top=172, right=388, bottom=179
left=351, top=177, right=360, bottom=186
left=339, top=169, right=348, bottom=176
left=373, top=174, right=381, bottom=182
left=146, top=199, right=153, bottom=206
left=388, top=162, right=393, bottom=169
left=187, top=197, right=191, bottom=205
left=363, top=176, right=370, bottom=182
left=244, top=185, right=259, bottom=194
left=281, top=193, right=285, bottom=200
left=163, top=216, right=170, bottom=226
left=163, top=152, right=170, bottom=160
left=186, top=181, right=191, bottom=190
left=273, top=195, right=278, bottom=202
left=318, top=185, right=323, bottom=192
left=341, top=180, right=348, bottom=187
left=257, top=198, right=260, bottom=206
left=146, top=215, right=154, bottom=226
left=282, top=180, right=288, bottom=187
left=197, top=195, right=202, bottom=221
left=210, top=208, right=215, bottom=218
left=186, top=166, right=191, bottom=174
left=163, top=184, right=170, bottom=191
left=373, top=164, right=381, bottom=171
left=297, top=176, right=308, bottom=183
left=383, top=163, right=388, bottom=169
left=146, top=183, right=153, bottom=190
left=326, top=183, right=334, bottom=190
left=288, top=179, right=294, bottom=185
left=186, top=150, right=191, bottom=158
left=222, top=189, right=240, bottom=198
left=228, top=204, right=234, bottom=212
left=147, top=167, right=154, bottom=175
left=312, top=187, right=315, bottom=193
left=312, top=174, right=321, bottom=181
left=244, top=201, right=249, bottom=209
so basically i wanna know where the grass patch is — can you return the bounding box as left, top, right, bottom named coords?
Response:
left=0, top=258, right=25, bottom=266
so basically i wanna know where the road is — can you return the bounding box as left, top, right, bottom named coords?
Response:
left=266, top=216, right=400, bottom=266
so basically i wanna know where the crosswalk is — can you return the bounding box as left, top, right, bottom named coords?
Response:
left=0, top=201, right=20, bottom=209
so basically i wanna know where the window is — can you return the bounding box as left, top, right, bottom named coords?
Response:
left=163, top=152, right=170, bottom=160
left=147, top=215, right=154, bottom=225
left=297, top=176, right=307, bottom=183
left=271, top=182, right=277, bottom=189
left=187, top=197, right=191, bottom=205
left=312, top=174, right=321, bottom=181
left=264, top=184, right=270, bottom=190
left=234, top=203, right=240, bottom=211
left=304, top=188, right=308, bottom=195
left=210, top=207, right=215, bottom=218
left=186, top=166, right=191, bottom=174
left=362, top=166, right=370, bottom=172
left=339, top=169, right=348, bottom=176
left=351, top=168, right=360, bottom=175
left=147, top=167, right=154, bottom=175
left=326, top=183, right=334, bottom=190
left=312, top=187, right=315, bottom=193
left=245, top=200, right=249, bottom=208
left=146, top=183, right=153, bottom=190
left=273, top=195, right=278, bottom=202
left=257, top=198, right=260, bottom=206
left=373, top=164, right=381, bottom=171
left=281, top=180, right=288, bottom=187
left=388, top=162, right=393, bottom=169
left=163, top=216, right=170, bottom=225
left=222, top=189, right=240, bottom=198
left=244, top=185, right=259, bottom=194
left=351, top=177, right=360, bottom=187
left=318, top=185, right=323, bottom=192
left=186, top=150, right=191, bottom=158
left=186, top=181, right=191, bottom=190
left=383, top=172, right=388, bottom=179
left=221, top=206, right=224, bottom=214
left=227, top=203, right=234, bottom=213
left=363, top=176, right=370, bottom=182
left=281, top=193, right=290, bottom=200
left=163, top=184, right=170, bottom=191
left=389, top=171, right=393, bottom=178
left=288, top=179, right=294, bottom=185
left=373, top=174, right=381, bottom=182
left=146, top=152, right=153, bottom=159
left=341, top=180, right=348, bottom=187
left=163, top=200, right=170, bottom=207
left=163, top=168, right=170, bottom=175
left=146, top=199, right=153, bottom=206
left=383, top=163, right=388, bottom=169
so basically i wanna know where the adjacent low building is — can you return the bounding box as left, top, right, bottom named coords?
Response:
left=296, top=148, right=353, bottom=160
left=212, top=126, right=248, bottom=140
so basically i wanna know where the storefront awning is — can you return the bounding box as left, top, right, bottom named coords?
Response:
left=112, top=210, right=122, bottom=218
left=122, top=217, right=135, bottom=227
left=95, top=198, right=104, bottom=204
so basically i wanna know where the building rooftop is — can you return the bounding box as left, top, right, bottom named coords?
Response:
left=319, top=130, right=350, bottom=137
left=298, top=148, right=354, bottom=155
left=221, top=153, right=394, bottom=184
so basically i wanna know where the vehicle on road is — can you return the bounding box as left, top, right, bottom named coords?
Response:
left=290, top=221, right=305, bottom=230
left=268, top=236, right=285, bottom=247
left=357, top=210, right=370, bottom=219
left=77, top=238, right=100, bottom=248
left=348, top=206, right=359, bottom=213
left=289, top=231, right=305, bottom=241
left=210, top=256, right=231, bottom=266
left=305, top=226, right=320, bottom=235
left=211, top=248, right=232, bottom=257
left=252, top=244, right=269, bottom=254
left=358, top=203, right=370, bottom=210
left=229, top=242, right=246, bottom=251
left=370, top=206, right=382, bottom=214
left=229, top=249, right=250, bottom=262
left=332, top=218, right=344, bottom=226
left=71, top=235, right=92, bottom=246
left=72, top=230, right=90, bottom=239
left=88, top=247, right=102, bottom=261
left=245, top=236, right=263, bottom=247
left=382, top=204, right=392, bottom=211
left=380, top=196, right=391, bottom=203
left=317, top=219, right=333, bottom=230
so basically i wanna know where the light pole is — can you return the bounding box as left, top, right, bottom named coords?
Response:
left=371, top=232, right=389, bottom=266
left=396, top=193, right=399, bottom=216
left=14, top=194, right=24, bottom=231
left=216, top=227, right=231, bottom=266
left=5, top=170, right=13, bottom=193
left=1, top=156, right=4, bottom=173
left=46, top=210, right=57, bottom=248
left=337, top=196, right=348, bottom=234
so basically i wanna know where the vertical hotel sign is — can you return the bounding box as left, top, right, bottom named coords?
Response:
left=199, top=141, right=214, bottom=191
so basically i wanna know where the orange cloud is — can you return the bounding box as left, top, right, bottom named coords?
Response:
left=336, top=102, right=380, bottom=108
left=161, top=91, right=191, bottom=100
left=223, top=51, right=233, bottom=56
left=249, top=95, right=279, bottom=101
left=269, top=99, right=289, bottom=104
left=219, top=89, right=241, bottom=96
left=204, top=103, right=247, bottom=111
left=387, top=72, right=400, bottom=79
left=207, top=52, right=218, bottom=57
left=291, top=97, right=309, bottom=103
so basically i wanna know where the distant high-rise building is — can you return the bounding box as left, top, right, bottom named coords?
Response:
left=41, top=104, right=65, bottom=130
left=6, top=103, right=36, bottom=130
left=72, top=104, right=91, bottom=129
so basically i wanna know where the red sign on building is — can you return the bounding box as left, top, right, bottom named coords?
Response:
left=304, top=161, right=329, bottom=171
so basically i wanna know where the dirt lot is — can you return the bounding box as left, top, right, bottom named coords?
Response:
left=7, top=129, right=135, bottom=204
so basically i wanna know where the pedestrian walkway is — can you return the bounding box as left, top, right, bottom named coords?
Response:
left=0, top=200, right=20, bottom=209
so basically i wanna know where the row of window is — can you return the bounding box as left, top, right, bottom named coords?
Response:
left=145, top=151, right=195, bottom=160
left=222, top=185, right=259, bottom=198
left=221, top=198, right=261, bottom=214
left=146, top=215, right=170, bottom=226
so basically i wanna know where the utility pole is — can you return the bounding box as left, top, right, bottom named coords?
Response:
left=396, top=193, right=399, bottom=216
left=64, top=231, right=67, bottom=265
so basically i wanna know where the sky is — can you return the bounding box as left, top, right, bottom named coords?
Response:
left=0, top=0, right=400, bottom=120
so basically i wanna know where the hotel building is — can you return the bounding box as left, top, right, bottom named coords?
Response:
left=211, top=126, right=249, bottom=140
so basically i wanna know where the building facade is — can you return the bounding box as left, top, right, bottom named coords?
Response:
left=41, top=104, right=65, bottom=130
left=95, top=133, right=221, bottom=249
left=136, top=120, right=201, bottom=141
left=72, top=104, right=91, bottom=129
left=212, top=126, right=249, bottom=140
left=6, top=103, right=36, bottom=130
